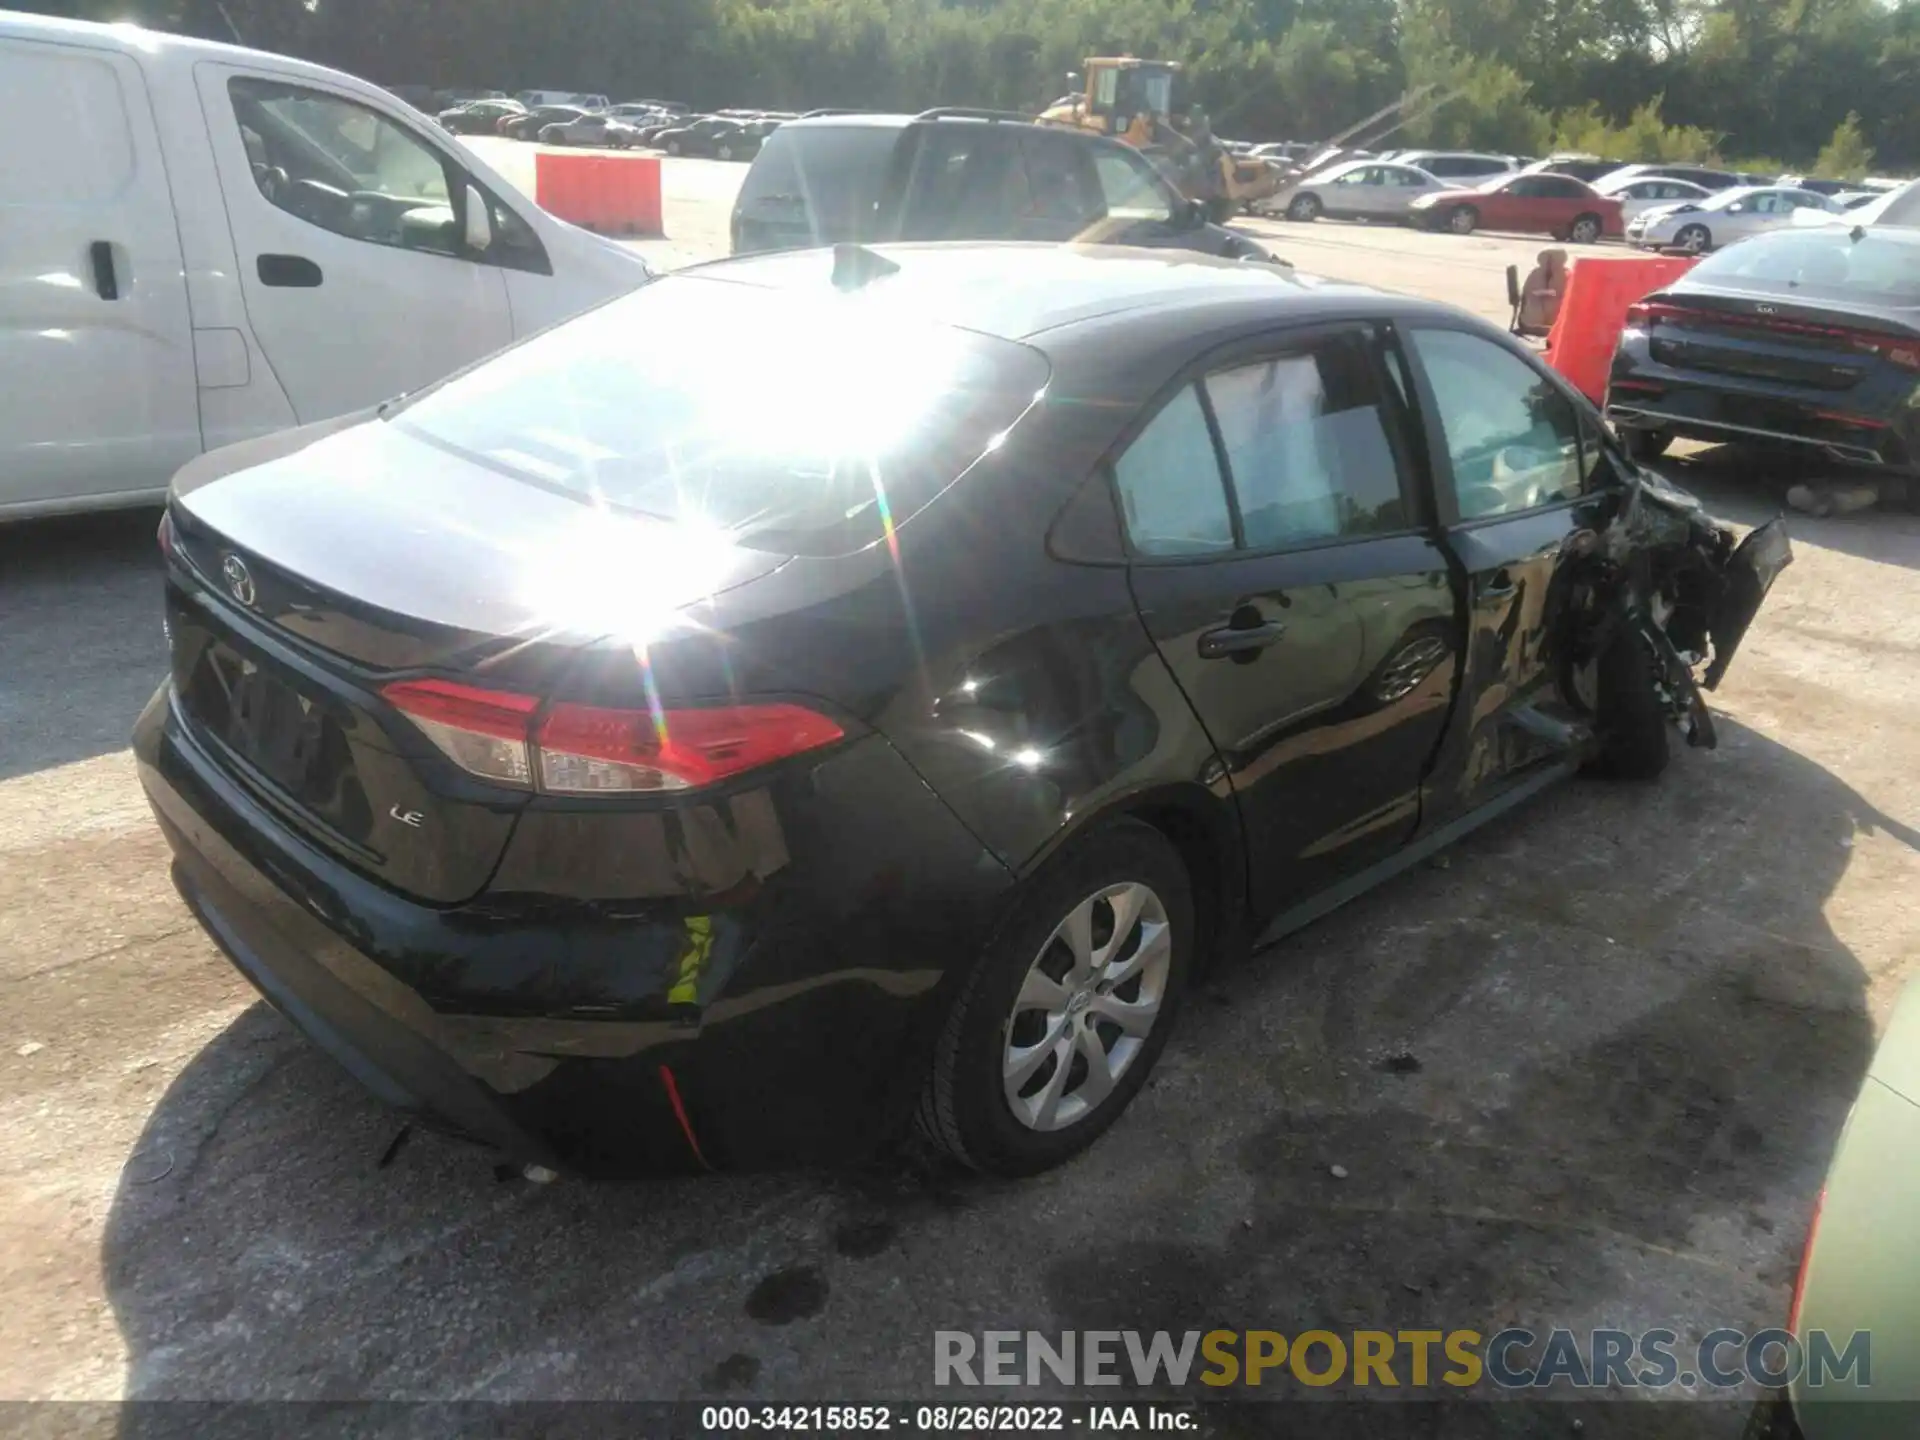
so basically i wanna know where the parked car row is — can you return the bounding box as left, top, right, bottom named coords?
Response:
left=1269, top=151, right=1860, bottom=249
left=435, top=94, right=797, bottom=162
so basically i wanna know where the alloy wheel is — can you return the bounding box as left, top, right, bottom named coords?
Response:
left=1570, top=216, right=1601, bottom=244
left=1677, top=224, right=1710, bottom=252
left=1001, top=881, right=1171, bottom=1133
left=1448, top=206, right=1477, bottom=235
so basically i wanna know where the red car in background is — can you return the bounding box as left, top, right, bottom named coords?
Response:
left=1410, top=173, right=1624, bottom=243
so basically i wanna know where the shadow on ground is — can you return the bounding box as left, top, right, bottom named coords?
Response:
left=0, top=508, right=167, bottom=781
left=101, top=720, right=1905, bottom=1435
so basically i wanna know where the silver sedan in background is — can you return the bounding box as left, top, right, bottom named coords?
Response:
left=1628, top=185, right=1840, bottom=251
left=1594, top=174, right=1712, bottom=226
left=537, top=112, right=645, bottom=148
left=1272, top=159, right=1450, bottom=223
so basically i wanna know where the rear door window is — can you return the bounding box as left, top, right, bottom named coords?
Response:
left=0, top=45, right=134, bottom=205
left=736, top=125, right=896, bottom=244
left=898, top=126, right=1019, bottom=239
left=1203, top=332, right=1410, bottom=548
left=1009, top=130, right=1106, bottom=238
left=1111, top=385, right=1236, bottom=557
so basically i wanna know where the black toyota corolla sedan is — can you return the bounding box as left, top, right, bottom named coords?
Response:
left=1608, top=224, right=1920, bottom=470
left=137, top=243, right=1788, bottom=1178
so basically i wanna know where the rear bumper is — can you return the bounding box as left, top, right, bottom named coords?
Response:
left=1608, top=346, right=1915, bottom=472
left=135, top=684, right=1014, bottom=1173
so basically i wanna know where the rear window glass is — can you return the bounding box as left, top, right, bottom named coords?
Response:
left=390, top=275, right=1050, bottom=556
left=735, top=125, right=899, bottom=243
left=1690, top=231, right=1920, bottom=308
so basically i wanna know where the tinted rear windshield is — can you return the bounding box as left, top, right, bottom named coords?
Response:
left=735, top=125, right=899, bottom=242
left=391, top=274, right=1050, bottom=555
left=1689, top=230, right=1920, bottom=308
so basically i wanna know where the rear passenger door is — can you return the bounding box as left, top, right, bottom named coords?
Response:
left=1397, top=323, right=1616, bottom=826
left=890, top=124, right=1021, bottom=241
left=1120, top=325, right=1461, bottom=918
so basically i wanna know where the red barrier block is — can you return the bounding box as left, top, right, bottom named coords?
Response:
left=1544, top=253, right=1699, bottom=401
left=533, top=151, right=663, bottom=238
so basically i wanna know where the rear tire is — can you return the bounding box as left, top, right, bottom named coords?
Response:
left=1567, top=213, right=1603, bottom=244
left=917, top=821, right=1193, bottom=1177
left=1588, top=628, right=1671, bottom=780
left=1446, top=205, right=1479, bottom=235
left=1287, top=192, right=1322, bottom=222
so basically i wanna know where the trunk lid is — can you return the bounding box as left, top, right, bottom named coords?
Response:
left=1640, top=289, right=1914, bottom=393
left=167, top=419, right=788, bottom=904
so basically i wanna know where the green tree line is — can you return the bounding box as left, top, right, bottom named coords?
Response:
left=24, top=0, right=1920, bottom=172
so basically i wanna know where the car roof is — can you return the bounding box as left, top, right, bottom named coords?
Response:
left=678, top=242, right=1424, bottom=349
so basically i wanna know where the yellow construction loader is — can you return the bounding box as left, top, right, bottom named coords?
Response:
left=1037, top=57, right=1282, bottom=220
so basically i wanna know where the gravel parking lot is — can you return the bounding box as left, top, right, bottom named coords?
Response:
left=4, top=146, right=1918, bottom=1430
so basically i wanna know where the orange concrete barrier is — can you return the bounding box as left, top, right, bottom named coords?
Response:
left=1544, top=253, right=1700, bottom=401
left=533, top=151, right=663, bottom=237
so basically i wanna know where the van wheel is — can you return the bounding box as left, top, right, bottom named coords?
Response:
left=1586, top=628, right=1671, bottom=780
left=917, top=821, right=1192, bottom=1177
left=1446, top=205, right=1479, bottom=235
left=1567, top=213, right=1603, bottom=244
left=1286, top=193, right=1321, bottom=222
left=1622, top=428, right=1672, bottom=462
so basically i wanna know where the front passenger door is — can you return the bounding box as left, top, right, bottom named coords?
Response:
left=1399, top=324, right=1615, bottom=826
left=1120, top=327, right=1461, bottom=920
left=198, top=66, right=513, bottom=423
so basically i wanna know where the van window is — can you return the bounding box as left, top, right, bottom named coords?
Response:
left=0, top=47, right=133, bottom=205
left=229, top=78, right=460, bottom=256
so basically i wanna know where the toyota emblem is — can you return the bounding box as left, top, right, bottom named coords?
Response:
left=221, top=554, right=257, bottom=607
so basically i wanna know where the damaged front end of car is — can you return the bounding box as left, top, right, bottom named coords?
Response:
left=1563, top=467, right=1792, bottom=750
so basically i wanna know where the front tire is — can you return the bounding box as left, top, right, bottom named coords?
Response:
left=1675, top=223, right=1712, bottom=252
left=918, top=821, right=1193, bottom=1176
left=1567, top=213, right=1603, bottom=244
left=667, top=139, right=682, bottom=156
left=1446, top=204, right=1479, bottom=235
left=1286, top=192, right=1321, bottom=222
left=1587, top=628, right=1671, bottom=780
left=718, top=143, right=733, bottom=161
left=1621, top=428, right=1673, bottom=462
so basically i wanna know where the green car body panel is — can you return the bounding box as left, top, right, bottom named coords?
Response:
left=1791, top=979, right=1920, bottom=1435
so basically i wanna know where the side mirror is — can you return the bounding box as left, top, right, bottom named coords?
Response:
left=463, top=185, right=493, bottom=252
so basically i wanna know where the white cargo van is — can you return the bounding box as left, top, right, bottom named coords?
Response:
left=0, top=15, right=652, bottom=519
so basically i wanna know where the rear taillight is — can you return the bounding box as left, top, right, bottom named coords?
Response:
left=1626, top=300, right=1920, bottom=367
left=1786, top=1186, right=1826, bottom=1334
left=381, top=680, right=843, bottom=795
left=383, top=679, right=541, bottom=786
